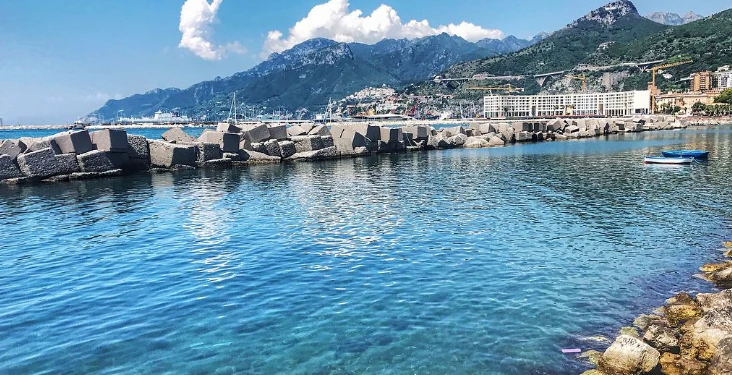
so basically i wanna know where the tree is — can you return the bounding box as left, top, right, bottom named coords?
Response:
left=692, top=101, right=706, bottom=114
left=715, top=89, right=732, bottom=104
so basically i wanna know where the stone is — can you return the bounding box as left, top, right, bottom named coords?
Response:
left=199, top=158, right=233, bottom=169
left=488, top=136, right=505, bottom=146
left=377, top=140, right=406, bottom=153
left=308, top=124, right=331, bottom=136
left=696, top=290, right=732, bottom=313
left=380, top=127, right=404, bottom=143
left=216, top=122, right=241, bottom=133
left=700, top=262, right=731, bottom=273
left=332, top=128, right=368, bottom=153
left=69, top=169, right=123, bottom=180
left=349, top=123, right=380, bottom=141
left=619, top=326, right=640, bottom=338
left=708, top=337, right=732, bottom=375
left=634, top=314, right=663, bottom=331
left=517, top=131, right=532, bottom=142
left=664, top=294, right=702, bottom=326
left=126, top=135, right=150, bottom=169
left=222, top=152, right=240, bottom=161
left=579, top=350, right=603, bottom=366
left=555, top=134, right=568, bottom=141
left=288, top=146, right=338, bottom=161
left=426, top=133, right=450, bottom=149
left=263, top=139, right=282, bottom=157
left=290, top=135, right=324, bottom=153
left=250, top=142, right=267, bottom=154
left=106, top=152, right=130, bottom=170
left=287, top=125, right=308, bottom=137
left=241, top=123, right=271, bottom=143
left=90, top=129, right=128, bottom=152
left=194, top=142, right=222, bottom=164
left=76, top=150, right=116, bottom=173
left=25, top=137, right=61, bottom=154
left=442, top=126, right=466, bottom=137
left=464, top=136, right=489, bottom=148
left=16, top=148, right=64, bottom=178
left=0, top=140, right=23, bottom=160
left=321, top=135, right=334, bottom=148
left=198, top=130, right=239, bottom=153
left=688, top=307, right=732, bottom=361
left=52, top=130, right=94, bottom=154
left=267, top=124, right=288, bottom=140
left=447, top=133, right=468, bottom=147
left=278, top=141, right=296, bottom=158
left=55, top=153, right=81, bottom=174
left=148, top=140, right=196, bottom=168
left=643, top=324, right=679, bottom=352
left=599, top=335, right=660, bottom=375
left=238, top=150, right=281, bottom=164
left=162, top=128, right=196, bottom=144
left=0, top=154, right=23, bottom=180
left=402, top=125, right=430, bottom=140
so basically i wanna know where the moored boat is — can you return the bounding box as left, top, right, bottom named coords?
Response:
left=661, top=150, right=709, bottom=159
left=644, top=156, right=694, bottom=165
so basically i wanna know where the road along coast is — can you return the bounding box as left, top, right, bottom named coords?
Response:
left=0, top=115, right=702, bottom=185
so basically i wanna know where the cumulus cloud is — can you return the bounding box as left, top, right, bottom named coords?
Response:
left=179, top=0, right=246, bottom=60
left=262, top=0, right=503, bottom=58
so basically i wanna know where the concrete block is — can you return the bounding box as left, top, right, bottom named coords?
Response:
left=241, top=124, right=271, bottom=143
left=287, top=125, right=308, bottom=137
left=216, top=122, right=241, bottom=133
left=290, top=135, right=324, bottom=153
left=250, top=142, right=267, bottom=154
left=332, top=128, right=368, bottom=153
left=126, top=135, right=150, bottom=162
left=106, top=152, right=131, bottom=170
left=351, top=124, right=381, bottom=141
left=0, top=154, right=23, bottom=180
left=16, top=148, right=64, bottom=178
left=321, top=135, right=334, bottom=148
left=194, top=142, right=222, bottom=163
left=90, top=129, right=128, bottom=152
left=55, top=153, right=81, bottom=174
left=198, top=130, right=239, bottom=153
left=278, top=141, right=296, bottom=158
left=264, top=139, right=282, bottom=157
left=288, top=147, right=338, bottom=161
left=148, top=140, right=196, bottom=168
left=308, top=125, right=331, bottom=136
left=25, top=137, right=61, bottom=154
left=299, top=123, right=314, bottom=134
left=442, top=126, right=466, bottom=137
left=162, top=128, right=196, bottom=144
left=76, top=150, right=116, bottom=173
left=0, top=140, right=23, bottom=160
left=267, top=124, right=288, bottom=140
left=402, top=125, right=430, bottom=140
left=379, top=127, right=403, bottom=143
left=239, top=150, right=281, bottom=164
left=52, top=130, right=94, bottom=154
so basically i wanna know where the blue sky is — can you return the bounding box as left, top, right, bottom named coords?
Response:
left=0, top=0, right=729, bottom=124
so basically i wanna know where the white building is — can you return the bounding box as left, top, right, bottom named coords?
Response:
left=484, top=90, right=650, bottom=118
left=714, top=66, right=732, bottom=90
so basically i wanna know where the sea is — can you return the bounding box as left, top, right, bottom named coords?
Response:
left=1, top=126, right=731, bottom=374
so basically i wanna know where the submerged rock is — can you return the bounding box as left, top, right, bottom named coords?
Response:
left=598, top=335, right=660, bottom=375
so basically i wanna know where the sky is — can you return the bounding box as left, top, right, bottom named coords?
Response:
left=0, top=0, right=729, bottom=125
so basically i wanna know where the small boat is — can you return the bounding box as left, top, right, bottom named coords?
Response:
left=644, top=156, right=694, bottom=165
left=661, top=150, right=709, bottom=159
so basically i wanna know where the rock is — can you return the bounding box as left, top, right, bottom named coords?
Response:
left=278, top=141, right=296, bottom=158
left=426, top=133, right=450, bottom=149
left=290, top=135, right=324, bottom=153
left=76, top=150, right=116, bottom=173
left=198, top=130, right=239, bottom=153
left=55, top=154, right=81, bottom=174
left=238, top=150, right=280, bottom=164
left=634, top=314, right=662, bottom=331
left=708, top=337, right=732, bottom=375
left=664, top=293, right=702, bottom=326
left=488, top=136, right=505, bottom=146
left=402, top=125, right=430, bottom=140
left=241, top=123, right=271, bottom=143
left=52, top=130, right=94, bottom=154
left=105, top=152, right=130, bottom=170
left=0, top=154, right=23, bottom=180
left=288, top=146, right=338, bottom=161
left=0, top=140, right=23, bottom=160
left=706, top=264, right=732, bottom=288
left=267, top=124, right=288, bottom=140
left=216, top=122, right=241, bottom=133
left=643, top=323, right=680, bottom=352
left=222, top=152, right=240, bottom=161
left=199, top=158, right=232, bottom=169
left=701, top=262, right=731, bottom=273
left=308, top=124, right=331, bottom=136
left=517, top=131, right=532, bottom=142
left=263, top=139, right=282, bottom=157
left=579, top=370, right=604, bottom=375
left=250, top=142, right=267, bottom=154
left=69, top=169, right=123, bottom=180
left=17, top=148, right=64, bottom=178
left=25, top=137, right=61, bottom=154
left=447, top=133, right=468, bottom=147
left=620, top=326, right=640, bottom=338
left=350, top=124, right=381, bottom=141
left=194, top=142, right=222, bottom=164
left=555, top=134, right=569, bottom=141
left=723, top=242, right=732, bottom=249
left=464, top=137, right=489, bottom=148
left=126, top=135, right=150, bottom=169
left=287, top=125, right=308, bottom=137
left=321, top=135, right=334, bottom=148
left=332, top=128, right=370, bottom=154
left=442, top=126, right=466, bottom=137
left=688, top=307, right=732, bottom=361
left=579, top=350, right=603, bottom=366
left=148, top=140, right=196, bottom=168
left=696, top=290, right=732, bottom=313
left=599, top=335, right=660, bottom=375
left=90, top=129, right=127, bottom=152
left=162, top=128, right=196, bottom=144
left=657, top=353, right=706, bottom=375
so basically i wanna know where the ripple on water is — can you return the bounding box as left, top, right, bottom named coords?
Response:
left=1, top=127, right=732, bottom=374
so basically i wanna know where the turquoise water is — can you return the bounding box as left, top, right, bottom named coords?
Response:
left=2, top=127, right=732, bottom=374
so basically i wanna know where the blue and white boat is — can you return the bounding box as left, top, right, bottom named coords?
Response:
left=644, top=156, right=694, bottom=165
left=661, top=150, right=709, bottom=159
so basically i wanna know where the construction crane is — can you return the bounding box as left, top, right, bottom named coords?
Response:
left=565, top=74, right=587, bottom=93
left=649, top=60, right=693, bottom=113
left=466, top=84, right=524, bottom=94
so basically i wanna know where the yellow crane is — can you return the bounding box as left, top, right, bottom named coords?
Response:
left=649, top=60, right=693, bottom=113
left=466, top=84, right=524, bottom=94
left=565, top=74, right=587, bottom=93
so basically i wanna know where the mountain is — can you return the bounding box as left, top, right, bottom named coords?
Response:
left=475, top=34, right=547, bottom=55
left=647, top=11, right=703, bottom=25
left=92, top=33, right=538, bottom=120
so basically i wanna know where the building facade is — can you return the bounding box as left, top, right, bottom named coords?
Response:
left=483, top=91, right=650, bottom=119
left=691, top=71, right=714, bottom=92
left=714, top=66, right=732, bottom=90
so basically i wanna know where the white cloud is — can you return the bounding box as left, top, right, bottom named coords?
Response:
left=178, top=0, right=246, bottom=60
left=262, top=0, right=503, bottom=58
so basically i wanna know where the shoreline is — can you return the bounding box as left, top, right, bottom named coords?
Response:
left=578, top=244, right=732, bottom=375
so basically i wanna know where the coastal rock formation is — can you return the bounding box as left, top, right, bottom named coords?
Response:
left=598, top=335, right=660, bottom=374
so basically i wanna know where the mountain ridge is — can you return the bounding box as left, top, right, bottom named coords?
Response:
left=646, top=11, right=703, bottom=25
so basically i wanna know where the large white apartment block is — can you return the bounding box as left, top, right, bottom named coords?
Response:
left=714, top=66, right=732, bottom=90
left=484, top=90, right=650, bottom=118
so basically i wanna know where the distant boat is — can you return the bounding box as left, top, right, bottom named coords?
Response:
left=661, top=150, right=709, bottom=159
left=644, top=156, right=694, bottom=165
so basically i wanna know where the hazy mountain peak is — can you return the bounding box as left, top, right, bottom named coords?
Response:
left=646, top=11, right=703, bottom=25
left=569, top=0, right=639, bottom=28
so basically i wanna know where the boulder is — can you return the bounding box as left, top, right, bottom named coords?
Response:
left=350, top=123, right=381, bottom=141
left=148, top=140, right=196, bottom=168
left=308, top=124, right=331, bottom=136
left=105, top=152, right=130, bottom=170
left=321, top=135, right=334, bottom=148
left=447, top=133, right=468, bottom=147
left=442, top=126, right=466, bottom=137
left=380, top=127, right=403, bottom=143
left=332, top=128, right=369, bottom=154
left=25, top=137, right=61, bottom=154
left=288, top=146, right=338, bottom=161
left=90, top=129, right=128, bottom=152
left=599, top=335, right=660, bottom=375
left=469, top=123, right=493, bottom=135
left=278, top=141, right=296, bottom=158
left=126, top=135, right=150, bottom=166
left=238, top=150, right=281, bottom=164
left=0, top=140, right=23, bottom=160
left=687, top=307, right=732, bottom=361
left=241, top=123, right=271, bottom=143
left=55, top=153, right=81, bottom=174
left=250, top=142, right=268, bottom=154
left=696, top=290, right=732, bottom=313
left=664, top=293, right=702, bottom=326
left=426, top=133, right=450, bottom=149
left=517, top=131, right=532, bottom=142
left=464, top=137, right=489, bottom=148
left=216, top=122, right=241, bottom=133
left=198, top=130, right=239, bottom=153
left=267, top=124, right=288, bottom=140
left=402, top=125, right=430, bottom=140
left=263, top=139, right=282, bottom=157
left=290, top=135, right=324, bottom=153
left=643, top=323, right=679, bottom=352
left=287, top=125, right=308, bottom=137
left=16, top=148, right=64, bottom=178
left=162, top=128, right=196, bottom=144
left=708, top=337, right=732, bottom=375
left=52, top=130, right=94, bottom=154
left=0, top=154, right=23, bottom=180
left=76, top=150, right=116, bottom=173
left=194, top=142, right=222, bottom=164
left=488, top=136, right=505, bottom=146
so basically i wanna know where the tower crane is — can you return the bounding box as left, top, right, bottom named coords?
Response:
left=649, top=60, right=693, bottom=113
left=565, top=74, right=587, bottom=93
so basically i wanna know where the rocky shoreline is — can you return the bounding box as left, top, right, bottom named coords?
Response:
left=0, top=116, right=697, bottom=185
left=580, top=242, right=732, bottom=375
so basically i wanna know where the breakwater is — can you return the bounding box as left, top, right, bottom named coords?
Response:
left=0, top=115, right=691, bottom=185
